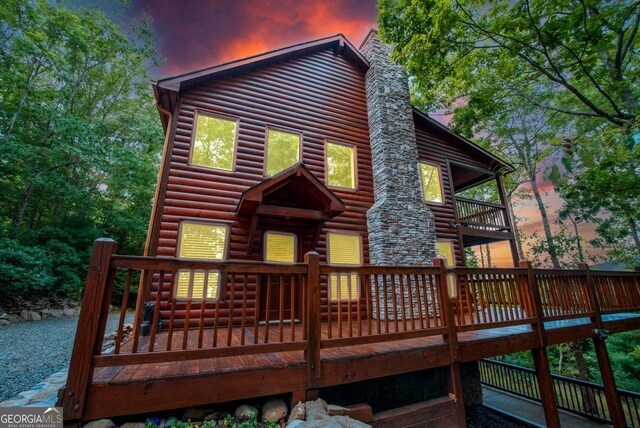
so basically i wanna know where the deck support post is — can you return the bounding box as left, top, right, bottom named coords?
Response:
left=532, top=346, right=561, bottom=428
left=520, top=260, right=561, bottom=428
left=579, top=263, right=627, bottom=427
left=434, top=258, right=466, bottom=427
left=593, top=336, right=626, bottom=427
left=304, top=251, right=321, bottom=397
left=59, top=238, right=117, bottom=424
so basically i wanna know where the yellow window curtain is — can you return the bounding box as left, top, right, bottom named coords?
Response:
left=329, top=273, right=359, bottom=301
left=264, top=232, right=296, bottom=263
left=437, top=241, right=456, bottom=297
left=266, top=129, right=300, bottom=176
left=326, top=142, right=355, bottom=189
left=192, top=114, right=236, bottom=171
left=420, top=163, right=443, bottom=203
left=176, top=223, right=227, bottom=300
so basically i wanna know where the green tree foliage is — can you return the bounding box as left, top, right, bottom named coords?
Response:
left=0, top=0, right=163, bottom=300
left=379, top=0, right=639, bottom=128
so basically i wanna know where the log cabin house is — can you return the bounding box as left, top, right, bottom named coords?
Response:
left=59, top=31, right=640, bottom=428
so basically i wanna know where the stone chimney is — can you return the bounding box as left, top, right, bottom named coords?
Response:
left=360, top=31, right=438, bottom=320
left=361, top=30, right=438, bottom=267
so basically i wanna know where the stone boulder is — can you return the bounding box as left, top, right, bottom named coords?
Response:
left=235, top=404, right=258, bottom=420
left=262, top=398, right=287, bottom=421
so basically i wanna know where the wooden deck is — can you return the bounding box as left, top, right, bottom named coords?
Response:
left=59, top=240, right=640, bottom=427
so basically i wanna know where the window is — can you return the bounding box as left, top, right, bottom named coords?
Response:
left=175, top=222, right=228, bottom=300
left=327, top=232, right=362, bottom=301
left=420, top=162, right=444, bottom=203
left=191, top=113, right=237, bottom=171
left=437, top=241, right=455, bottom=267
left=437, top=241, right=456, bottom=296
left=264, top=232, right=296, bottom=263
left=265, top=128, right=300, bottom=176
left=326, top=142, right=356, bottom=189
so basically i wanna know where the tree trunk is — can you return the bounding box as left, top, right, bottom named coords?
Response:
left=479, top=245, right=486, bottom=268
left=628, top=216, right=640, bottom=254
left=4, top=63, right=43, bottom=142
left=507, top=194, right=526, bottom=260
left=486, top=244, right=492, bottom=267
left=571, top=340, right=598, bottom=415
left=568, top=216, right=585, bottom=263
left=13, top=158, right=39, bottom=228
left=530, top=176, right=561, bottom=268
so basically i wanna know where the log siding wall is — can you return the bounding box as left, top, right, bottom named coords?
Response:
left=150, top=48, right=503, bottom=319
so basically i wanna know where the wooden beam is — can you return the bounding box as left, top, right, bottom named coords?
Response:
left=246, top=214, right=259, bottom=255
left=593, top=337, right=626, bottom=427
left=61, top=239, right=117, bottom=422
left=532, top=347, right=561, bottom=428
left=304, top=251, right=321, bottom=391
left=256, top=204, right=330, bottom=221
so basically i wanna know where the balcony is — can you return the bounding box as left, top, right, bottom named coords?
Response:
left=454, top=197, right=513, bottom=246
left=59, top=239, right=640, bottom=426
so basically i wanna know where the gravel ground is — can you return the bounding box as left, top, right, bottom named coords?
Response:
left=0, top=314, right=128, bottom=402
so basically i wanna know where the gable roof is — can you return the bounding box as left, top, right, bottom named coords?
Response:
left=237, top=163, right=345, bottom=219
left=412, top=107, right=514, bottom=175
left=153, top=34, right=369, bottom=129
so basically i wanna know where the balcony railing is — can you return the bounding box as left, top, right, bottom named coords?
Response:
left=480, top=358, right=640, bottom=427
left=60, top=238, right=640, bottom=422
left=455, top=197, right=509, bottom=231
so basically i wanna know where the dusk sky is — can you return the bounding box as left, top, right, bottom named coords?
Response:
left=100, top=0, right=588, bottom=267
left=129, top=0, right=378, bottom=77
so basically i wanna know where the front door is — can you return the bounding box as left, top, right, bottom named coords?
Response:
left=259, top=231, right=301, bottom=323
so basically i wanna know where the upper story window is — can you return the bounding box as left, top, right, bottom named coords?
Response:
left=264, top=231, right=296, bottom=263
left=191, top=113, right=237, bottom=171
left=175, top=222, right=228, bottom=300
left=326, top=141, right=356, bottom=189
left=265, top=128, right=300, bottom=176
left=420, top=162, right=444, bottom=203
left=327, top=232, right=362, bottom=301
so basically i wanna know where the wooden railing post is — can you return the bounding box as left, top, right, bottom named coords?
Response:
left=580, top=264, right=626, bottom=427
left=304, top=251, right=321, bottom=397
left=60, top=238, right=117, bottom=423
left=519, top=260, right=561, bottom=428
left=434, top=258, right=466, bottom=427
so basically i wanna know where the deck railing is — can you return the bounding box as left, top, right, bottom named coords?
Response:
left=479, top=358, right=640, bottom=427
left=455, top=197, right=509, bottom=231
left=60, top=238, right=640, bottom=422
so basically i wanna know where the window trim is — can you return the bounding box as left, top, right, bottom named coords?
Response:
left=324, top=139, right=358, bottom=191
left=419, top=161, right=445, bottom=205
left=174, top=221, right=230, bottom=301
left=263, top=230, right=298, bottom=264
left=188, top=110, right=239, bottom=172
left=263, top=125, right=303, bottom=177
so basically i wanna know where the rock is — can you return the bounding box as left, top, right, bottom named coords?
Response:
left=235, top=404, right=258, bottom=420
left=31, top=311, right=41, bottom=321
left=203, top=411, right=224, bottom=421
left=262, top=398, right=287, bottom=421
left=287, top=401, right=306, bottom=424
left=50, top=309, right=64, bottom=318
left=286, top=421, right=304, bottom=428
left=63, top=307, right=76, bottom=317
left=0, top=319, right=10, bottom=326
left=20, top=309, right=30, bottom=320
left=164, top=416, right=177, bottom=427
left=182, top=407, right=216, bottom=421
left=84, top=419, right=115, bottom=428
left=8, top=314, right=21, bottom=323
left=335, top=416, right=371, bottom=427
left=305, top=399, right=328, bottom=421
left=327, top=404, right=349, bottom=416
left=120, top=423, right=146, bottom=428
left=0, top=312, right=8, bottom=319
